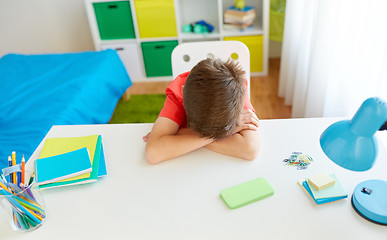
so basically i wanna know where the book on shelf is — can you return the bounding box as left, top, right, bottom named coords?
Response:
left=35, top=134, right=107, bottom=189
left=224, top=21, right=254, bottom=30
left=226, top=6, right=256, bottom=15
left=224, top=11, right=256, bottom=23
left=224, top=6, right=256, bottom=30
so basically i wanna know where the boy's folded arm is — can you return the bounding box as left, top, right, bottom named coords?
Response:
left=204, top=129, right=260, bottom=160
left=145, top=117, right=213, bottom=164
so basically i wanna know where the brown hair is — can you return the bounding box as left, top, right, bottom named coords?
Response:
left=183, top=58, right=246, bottom=140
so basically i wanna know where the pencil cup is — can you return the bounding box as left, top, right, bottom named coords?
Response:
left=0, top=178, right=47, bottom=232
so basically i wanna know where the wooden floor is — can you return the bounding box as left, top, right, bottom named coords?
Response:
left=250, top=58, right=292, bottom=119
left=127, top=58, right=291, bottom=119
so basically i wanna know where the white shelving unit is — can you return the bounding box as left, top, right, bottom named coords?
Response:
left=85, top=0, right=269, bottom=82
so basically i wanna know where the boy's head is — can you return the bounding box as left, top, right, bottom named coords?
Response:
left=183, top=58, right=246, bottom=140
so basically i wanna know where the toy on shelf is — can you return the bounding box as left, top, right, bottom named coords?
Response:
left=182, top=20, right=215, bottom=34
left=234, top=0, right=246, bottom=10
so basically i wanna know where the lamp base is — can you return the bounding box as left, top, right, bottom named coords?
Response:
left=351, top=180, right=387, bottom=225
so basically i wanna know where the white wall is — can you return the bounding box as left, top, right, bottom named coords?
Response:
left=0, top=0, right=94, bottom=57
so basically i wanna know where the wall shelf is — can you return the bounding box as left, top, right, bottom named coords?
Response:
left=85, top=0, right=269, bottom=82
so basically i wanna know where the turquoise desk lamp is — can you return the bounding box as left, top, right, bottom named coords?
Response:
left=320, top=97, right=387, bottom=225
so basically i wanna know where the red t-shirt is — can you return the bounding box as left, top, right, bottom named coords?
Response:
left=159, top=71, right=255, bottom=127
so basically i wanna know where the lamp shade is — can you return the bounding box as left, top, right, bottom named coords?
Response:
left=320, top=97, right=387, bottom=171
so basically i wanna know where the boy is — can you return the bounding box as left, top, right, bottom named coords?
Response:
left=144, top=58, right=260, bottom=164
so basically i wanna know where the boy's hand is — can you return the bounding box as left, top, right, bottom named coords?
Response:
left=234, top=109, right=259, bottom=133
left=206, top=109, right=260, bottom=160
left=143, top=132, right=150, bottom=142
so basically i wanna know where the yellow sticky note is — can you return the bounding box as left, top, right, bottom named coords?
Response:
left=307, top=173, right=335, bottom=191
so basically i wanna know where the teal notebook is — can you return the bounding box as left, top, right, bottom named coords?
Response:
left=38, top=135, right=107, bottom=189
left=35, top=147, right=92, bottom=185
left=98, top=140, right=107, bottom=177
left=306, top=174, right=347, bottom=200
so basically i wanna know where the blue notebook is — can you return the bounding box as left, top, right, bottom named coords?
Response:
left=227, top=6, right=255, bottom=12
left=35, top=147, right=92, bottom=185
left=302, top=181, right=347, bottom=205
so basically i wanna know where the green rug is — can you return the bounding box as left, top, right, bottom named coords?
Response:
left=109, top=94, right=166, bottom=124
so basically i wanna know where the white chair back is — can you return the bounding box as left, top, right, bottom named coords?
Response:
left=171, top=41, right=250, bottom=96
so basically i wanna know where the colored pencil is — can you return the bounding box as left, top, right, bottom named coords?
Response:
left=13, top=212, right=20, bottom=229
left=14, top=195, right=45, bottom=214
left=0, top=181, right=12, bottom=194
left=8, top=156, right=12, bottom=183
left=21, top=155, right=25, bottom=185
left=28, top=173, right=35, bottom=186
left=12, top=152, right=17, bottom=184
left=0, top=172, right=7, bottom=185
left=20, top=183, right=37, bottom=202
left=23, top=206, right=43, bottom=221
left=14, top=211, right=29, bottom=230
left=22, top=213, right=37, bottom=227
left=5, top=183, right=43, bottom=211
left=0, top=189, right=42, bottom=224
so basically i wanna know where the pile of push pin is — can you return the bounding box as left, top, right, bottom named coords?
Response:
left=283, top=152, right=313, bottom=170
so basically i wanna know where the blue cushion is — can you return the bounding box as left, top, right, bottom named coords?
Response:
left=0, top=50, right=132, bottom=168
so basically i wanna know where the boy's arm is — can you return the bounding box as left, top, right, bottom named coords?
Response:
left=145, top=117, right=213, bottom=164
left=205, top=109, right=260, bottom=160
left=204, top=129, right=260, bottom=160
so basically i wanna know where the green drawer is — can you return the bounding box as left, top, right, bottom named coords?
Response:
left=141, top=41, right=178, bottom=77
left=93, top=1, right=136, bottom=40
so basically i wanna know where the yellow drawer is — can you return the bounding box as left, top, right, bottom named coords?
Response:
left=134, top=0, right=177, bottom=38
left=224, top=35, right=263, bottom=72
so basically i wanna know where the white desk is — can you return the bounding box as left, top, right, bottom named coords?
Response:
left=1, top=118, right=387, bottom=239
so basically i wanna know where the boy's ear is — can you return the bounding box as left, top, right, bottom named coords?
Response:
left=181, top=85, right=184, bottom=94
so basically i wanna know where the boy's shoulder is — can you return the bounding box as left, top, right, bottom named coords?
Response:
left=166, top=71, right=190, bottom=97
left=159, top=72, right=190, bottom=127
left=168, top=72, right=190, bottom=89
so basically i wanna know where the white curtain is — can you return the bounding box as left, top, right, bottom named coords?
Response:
left=278, top=0, right=387, bottom=118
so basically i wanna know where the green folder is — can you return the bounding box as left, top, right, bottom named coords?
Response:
left=220, top=177, right=275, bottom=209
